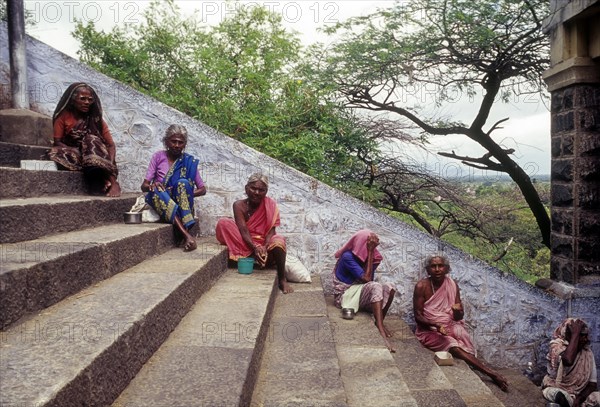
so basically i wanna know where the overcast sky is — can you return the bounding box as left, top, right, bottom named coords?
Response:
left=22, top=0, right=551, bottom=176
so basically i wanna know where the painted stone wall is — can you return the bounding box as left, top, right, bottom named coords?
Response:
left=1, top=25, right=598, bottom=375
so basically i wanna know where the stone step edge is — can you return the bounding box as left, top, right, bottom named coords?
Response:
left=324, top=294, right=419, bottom=407
left=324, top=294, right=505, bottom=407
left=113, top=267, right=278, bottom=407
left=0, top=242, right=229, bottom=407
left=0, top=223, right=175, bottom=329
left=0, top=194, right=138, bottom=244
left=0, top=141, right=49, bottom=168
left=0, top=166, right=87, bottom=198
left=250, top=276, right=350, bottom=406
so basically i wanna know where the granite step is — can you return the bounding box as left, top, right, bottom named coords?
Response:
left=0, top=141, right=50, bottom=167
left=0, top=166, right=88, bottom=198
left=0, top=240, right=228, bottom=407
left=0, top=108, right=53, bottom=147
left=0, top=193, right=139, bottom=243
left=251, top=276, right=348, bottom=407
left=385, top=317, right=506, bottom=406
left=0, top=223, right=176, bottom=329
left=113, top=267, right=278, bottom=407
left=475, top=367, right=546, bottom=407
left=324, top=295, right=419, bottom=407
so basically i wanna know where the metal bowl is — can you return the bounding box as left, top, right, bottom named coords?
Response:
left=123, top=211, right=142, bottom=224
left=341, top=308, right=355, bottom=320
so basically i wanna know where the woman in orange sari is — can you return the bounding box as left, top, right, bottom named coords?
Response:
left=216, top=173, right=292, bottom=293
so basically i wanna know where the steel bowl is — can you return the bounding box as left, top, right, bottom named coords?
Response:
left=341, top=308, right=355, bottom=320
left=123, top=211, right=142, bottom=224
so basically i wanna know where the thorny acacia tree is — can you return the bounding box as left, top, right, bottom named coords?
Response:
left=320, top=0, right=551, bottom=246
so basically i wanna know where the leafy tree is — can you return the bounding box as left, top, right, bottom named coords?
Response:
left=1, top=1, right=35, bottom=25
left=73, top=0, right=550, bottom=281
left=318, top=0, right=551, bottom=247
left=73, top=0, right=374, bottom=185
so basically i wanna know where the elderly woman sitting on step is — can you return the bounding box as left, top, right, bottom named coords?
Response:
left=47, top=82, right=121, bottom=196
left=141, top=124, right=206, bottom=252
left=332, top=229, right=397, bottom=352
left=215, top=173, right=293, bottom=294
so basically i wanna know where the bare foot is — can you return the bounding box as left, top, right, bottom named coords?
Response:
left=279, top=280, right=294, bottom=294
left=373, top=321, right=393, bottom=337
left=183, top=237, right=197, bottom=252
left=384, top=338, right=397, bottom=353
left=106, top=181, right=121, bottom=197
left=491, top=373, right=509, bottom=392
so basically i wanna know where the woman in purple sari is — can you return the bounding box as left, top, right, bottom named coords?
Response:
left=141, top=124, right=206, bottom=251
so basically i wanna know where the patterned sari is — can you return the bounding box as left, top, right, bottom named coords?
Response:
left=47, top=83, right=117, bottom=179
left=145, top=153, right=199, bottom=228
left=47, top=112, right=117, bottom=177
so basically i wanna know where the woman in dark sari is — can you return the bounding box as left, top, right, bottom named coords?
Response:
left=47, top=82, right=121, bottom=196
left=141, top=124, right=206, bottom=251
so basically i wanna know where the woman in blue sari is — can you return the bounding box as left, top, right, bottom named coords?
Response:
left=141, top=124, right=206, bottom=251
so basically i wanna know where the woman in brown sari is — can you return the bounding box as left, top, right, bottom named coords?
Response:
left=47, top=83, right=121, bottom=196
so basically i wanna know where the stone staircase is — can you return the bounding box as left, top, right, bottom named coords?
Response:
left=0, top=111, right=546, bottom=406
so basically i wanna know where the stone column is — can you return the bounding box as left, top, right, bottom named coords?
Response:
left=542, top=0, right=600, bottom=285
left=7, top=0, right=29, bottom=109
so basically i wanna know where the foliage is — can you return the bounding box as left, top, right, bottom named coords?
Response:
left=318, top=0, right=552, bottom=247
left=74, top=0, right=374, bottom=185
left=1, top=1, right=36, bottom=26
left=441, top=181, right=550, bottom=281
left=72, top=0, right=550, bottom=282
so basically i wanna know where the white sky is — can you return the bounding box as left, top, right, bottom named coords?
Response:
left=23, top=0, right=551, bottom=175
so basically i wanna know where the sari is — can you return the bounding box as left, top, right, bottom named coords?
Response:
left=542, top=318, right=598, bottom=404
left=145, top=152, right=199, bottom=228
left=47, top=83, right=117, bottom=178
left=415, top=276, right=476, bottom=355
left=331, top=230, right=394, bottom=311
left=215, top=196, right=286, bottom=264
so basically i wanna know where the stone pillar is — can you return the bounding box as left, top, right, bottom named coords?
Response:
left=543, top=0, right=600, bottom=285
left=7, top=0, right=29, bottom=109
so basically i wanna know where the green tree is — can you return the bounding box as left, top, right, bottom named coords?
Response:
left=73, top=0, right=550, bottom=280
left=319, top=0, right=551, bottom=247
left=73, top=0, right=373, bottom=185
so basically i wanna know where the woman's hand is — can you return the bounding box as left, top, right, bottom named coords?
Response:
left=150, top=181, right=165, bottom=192
left=451, top=302, right=464, bottom=321
left=254, top=244, right=267, bottom=259
left=366, top=233, right=379, bottom=252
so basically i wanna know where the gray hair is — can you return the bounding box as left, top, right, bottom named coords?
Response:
left=424, top=254, right=451, bottom=272
left=163, top=124, right=188, bottom=144
left=246, top=172, right=269, bottom=187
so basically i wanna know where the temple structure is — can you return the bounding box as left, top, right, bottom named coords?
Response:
left=542, top=0, right=600, bottom=285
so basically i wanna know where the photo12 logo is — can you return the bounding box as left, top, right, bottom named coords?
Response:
left=25, top=1, right=142, bottom=25
left=197, top=1, right=340, bottom=24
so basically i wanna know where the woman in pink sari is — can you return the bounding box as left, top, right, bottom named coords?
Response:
left=332, top=230, right=396, bottom=352
left=215, top=173, right=292, bottom=293
left=413, top=254, right=508, bottom=392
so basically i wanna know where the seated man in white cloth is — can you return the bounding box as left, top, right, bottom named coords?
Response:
left=542, top=318, right=600, bottom=407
